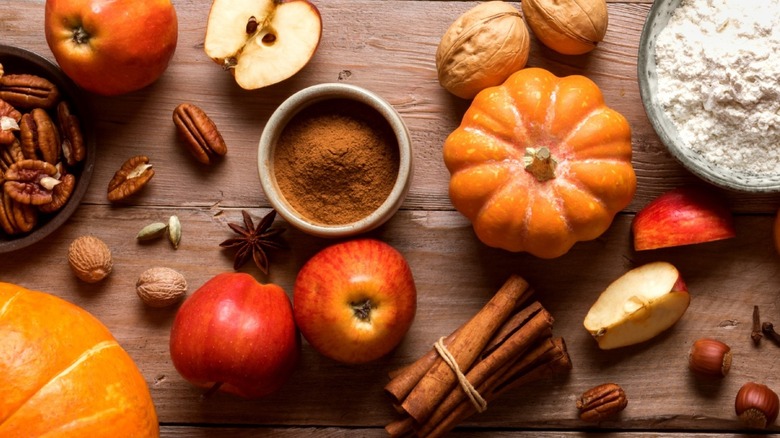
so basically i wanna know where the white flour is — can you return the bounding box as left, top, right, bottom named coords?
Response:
left=654, top=0, right=780, bottom=175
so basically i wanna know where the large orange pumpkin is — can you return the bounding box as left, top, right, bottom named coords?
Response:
left=443, top=67, right=636, bottom=258
left=0, top=282, right=159, bottom=437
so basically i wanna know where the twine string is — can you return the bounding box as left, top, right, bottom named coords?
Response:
left=433, top=336, right=487, bottom=413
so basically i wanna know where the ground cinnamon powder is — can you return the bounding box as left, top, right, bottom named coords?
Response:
left=273, top=99, right=400, bottom=225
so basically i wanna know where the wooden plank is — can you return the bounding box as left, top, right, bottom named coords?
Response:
left=161, top=427, right=750, bottom=437
left=4, top=0, right=780, bottom=435
left=3, top=0, right=778, bottom=214
left=2, top=206, right=778, bottom=431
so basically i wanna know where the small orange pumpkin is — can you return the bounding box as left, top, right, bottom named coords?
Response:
left=443, top=67, right=636, bottom=258
left=0, top=282, right=159, bottom=437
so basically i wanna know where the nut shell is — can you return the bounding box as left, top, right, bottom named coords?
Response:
left=68, top=235, right=113, bottom=283
left=736, top=382, right=780, bottom=429
left=436, top=1, right=530, bottom=99
left=688, top=338, right=731, bottom=378
left=136, top=267, right=187, bottom=308
left=522, top=0, right=608, bottom=55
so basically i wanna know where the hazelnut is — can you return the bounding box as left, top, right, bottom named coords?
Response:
left=136, top=267, right=187, bottom=308
left=688, top=338, right=731, bottom=378
left=68, top=235, right=113, bottom=283
left=735, top=382, right=779, bottom=429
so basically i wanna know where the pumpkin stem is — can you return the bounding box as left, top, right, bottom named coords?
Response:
left=523, top=147, right=557, bottom=182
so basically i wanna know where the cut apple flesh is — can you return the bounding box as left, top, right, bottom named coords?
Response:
left=204, top=0, right=322, bottom=90
left=584, top=261, right=690, bottom=350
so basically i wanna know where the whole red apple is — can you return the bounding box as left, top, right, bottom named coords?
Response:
left=293, top=238, right=417, bottom=364
left=45, top=0, right=178, bottom=96
left=169, top=272, right=300, bottom=399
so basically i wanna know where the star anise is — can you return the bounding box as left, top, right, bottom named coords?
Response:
left=219, top=209, right=285, bottom=274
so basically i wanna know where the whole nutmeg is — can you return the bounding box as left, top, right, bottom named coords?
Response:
left=688, top=338, right=732, bottom=378
left=68, top=235, right=113, bottom=283
left=435, top=1, right=530, bottom=99
left=735, top=382, right=779, bottom=429
left=522, top=0, right=608, bottom=55
left=136, top=267, right=187, bottom=308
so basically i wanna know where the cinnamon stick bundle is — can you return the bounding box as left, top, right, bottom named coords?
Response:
left=399, top=275, right=533, bottom=424
left=384, top=275, right=571, bottom=437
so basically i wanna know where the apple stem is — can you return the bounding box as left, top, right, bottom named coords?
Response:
left=351, top=299, right=374, bottom=321
left=201, top=382, right=224, bottom=400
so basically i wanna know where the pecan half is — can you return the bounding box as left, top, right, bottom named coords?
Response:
left=0, top=139, right=24, bottom=173
left=0, top=188, right=37, bottom=234
left=0, top=74, right=60, bottom=110
left=3, top=159, right=61, bottom=205
left=576, top=383, right=628, bottom=422
left=20, top=108, right=61, bottom=164
left=0, top=98, right=21, bottom=122
left=107, top=155, right=155, bottom=202
left=57, top=100, right=86, bottom=166
left=39, top=173, right=75, bottom=214
left=172, top=103, right=227, bottom=165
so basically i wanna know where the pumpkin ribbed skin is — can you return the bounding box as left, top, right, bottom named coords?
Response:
left=443, top=67, right=636, bottom=258
left=0, top=282, right=158, bottom=437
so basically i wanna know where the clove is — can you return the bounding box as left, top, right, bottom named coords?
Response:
left=761, top=322, right=780, bottom=346
left=752, top=305, right=763, bottom=345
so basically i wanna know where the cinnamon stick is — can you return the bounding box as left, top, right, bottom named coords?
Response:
left=399, top=275, right=532, bottom=424
left=423, top=337, right=571, bottom=438
left=385, top=328, right=461, bottom=403
left=415, top=306, right=554, bottom=435
left=385, top=301, right=542, bottom=404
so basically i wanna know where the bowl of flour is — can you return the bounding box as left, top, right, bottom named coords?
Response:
left=638, top=0, right=780, bottom=192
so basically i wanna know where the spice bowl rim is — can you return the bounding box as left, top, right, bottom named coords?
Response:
left=257, top=82, right=413, bottom=238
left=638, top=0, right=780, bottom=193
left=0, top=44, right=97, bottom=254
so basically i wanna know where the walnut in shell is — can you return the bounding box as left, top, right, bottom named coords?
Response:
left=435, top=1, right=530, bottom=99
left=136, top=267, right=187, bottom=308
left=522, top=0, right=608, bottom=55
left=68, top=235, right=113, bottom=283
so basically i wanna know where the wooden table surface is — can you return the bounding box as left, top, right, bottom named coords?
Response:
left=4, top=0, right=780, bottom=436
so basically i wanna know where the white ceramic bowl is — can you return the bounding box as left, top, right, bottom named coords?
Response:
left=258, top=83, right=413, bottom=238
left=638, top=0, right=780, bottom=192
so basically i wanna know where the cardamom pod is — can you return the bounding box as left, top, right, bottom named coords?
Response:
left=168, top=215, right=181, bottom=249
left=136, top=222, right=168, bottom=241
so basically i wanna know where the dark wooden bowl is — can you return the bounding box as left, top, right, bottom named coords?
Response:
left=0, top=44, right=96, bottom=253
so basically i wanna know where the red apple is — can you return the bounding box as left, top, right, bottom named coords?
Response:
left=169, top=272, right=300, bottom=399
left=774, top=208, right=780, bottom=255
left=293, top=238, right=417, bottom=364
left=45, top=0, right=178, bottom=96
left=632, top=186, right=736, bottom=251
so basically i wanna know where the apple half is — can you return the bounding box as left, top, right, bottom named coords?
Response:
left=584, top=261, right=690, bottom=350
left=204, top=0, right=322, bottom=90
left=632, top=186, right=736, bottom=251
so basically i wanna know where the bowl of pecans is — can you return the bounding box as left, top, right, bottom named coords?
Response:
left=0, top=44, right=96, bottom=253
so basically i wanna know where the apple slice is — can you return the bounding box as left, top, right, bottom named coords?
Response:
left=583, top=261, right=690, bottom=350
left=204, top=0, right=322, bottom=90
left=632, top=186, right=736, bottom=251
